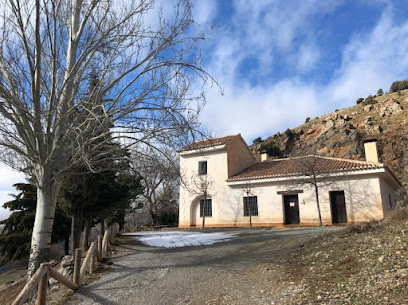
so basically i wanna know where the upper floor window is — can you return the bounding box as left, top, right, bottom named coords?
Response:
left=243, top=196, right=258, bottom=216
left=198, top=161, right=207, bottom=175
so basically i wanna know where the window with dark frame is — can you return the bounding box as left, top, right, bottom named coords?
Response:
left=200, top=199, right=212, bottom=217
left=243, top=196, right=258, bottom=216
left=198, top=161, right=207, bottom=175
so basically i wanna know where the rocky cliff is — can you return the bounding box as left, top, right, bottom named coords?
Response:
left=252, top=90, right=408, bottom=188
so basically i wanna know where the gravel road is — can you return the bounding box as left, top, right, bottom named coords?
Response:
left=66, top=227, right=340, bottom=305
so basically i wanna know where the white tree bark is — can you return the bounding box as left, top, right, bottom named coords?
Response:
left=28, top=165, right=61, bottom=277
left=0, top=0, right=214, bottom=278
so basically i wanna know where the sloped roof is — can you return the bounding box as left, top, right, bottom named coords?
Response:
left=178, top=134, right=241, bottom=152
left=228, top=155, right=384, bottom=181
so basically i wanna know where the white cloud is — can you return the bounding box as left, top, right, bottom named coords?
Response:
left=326, top=7, right=408, bottom=106
left=201, top=78, right=320, bottom=141
left=0, top=164, right=26, bottom=221
left=191, top=0, right=218, bottom=26
left=0, top=163, right=26, bottom=189
left=0, top=191, right=13, bottom=221
left=198, top=1, right=408, bottom=143
left=297, top=43, right=320, bottom=72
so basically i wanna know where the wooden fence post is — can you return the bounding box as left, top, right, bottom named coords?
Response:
left=12, top=259, right=82, bottom=305
left=73, top=248, right=82, bottom=286
left=12, top=265, right=47, bottom=305
left=48, top=267, right=78, bottom=290
left=80, top=242, right=96, bottom=282
left=109, top=225, right=114, bottom=244
left=102, top=229, right=109, bottom=255
left=97, top=235, right=102, bottom=261
left=90, top=247, right=96, bottom=274
left=36, top=263, right=49, bottom=305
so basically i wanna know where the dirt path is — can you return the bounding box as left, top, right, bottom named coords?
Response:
left=65, top=227, right=339, bottom=305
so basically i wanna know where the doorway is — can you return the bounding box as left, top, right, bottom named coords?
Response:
left=330, top=191, right=347, bottom=224
left=284, top=194, right=300, bottom=224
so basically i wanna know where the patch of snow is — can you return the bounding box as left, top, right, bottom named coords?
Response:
left=124, top=231, right=237, bottom=248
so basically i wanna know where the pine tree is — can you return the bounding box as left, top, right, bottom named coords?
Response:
left=0, top=184, right=70, bottom=265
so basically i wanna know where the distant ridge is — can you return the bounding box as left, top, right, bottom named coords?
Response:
left=250, top=90, right=408, bottom=188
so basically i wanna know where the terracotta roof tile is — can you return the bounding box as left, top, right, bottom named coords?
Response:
left=228, top=155, right=383, bottom=181
left=178, top=134, right=240, bottom=152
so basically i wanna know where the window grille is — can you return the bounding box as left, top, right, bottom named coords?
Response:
left=243, top=196, right=258, bottom=216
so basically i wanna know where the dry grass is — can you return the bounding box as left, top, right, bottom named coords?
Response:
left=281, top=208, right=408, bottom=304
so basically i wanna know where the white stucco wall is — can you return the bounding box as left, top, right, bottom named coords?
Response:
left=224, top=173, right=385, bottom=226
left=179, top=148, right=231, bottom=227
left=179, top=149, right=402, bottom=227
left=379, top=174, right=399, bottom=213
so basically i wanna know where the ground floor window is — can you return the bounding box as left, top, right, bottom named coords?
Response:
left=243, top=196, right=258, bottom=216
left=200, top=199, right=212, bottom=217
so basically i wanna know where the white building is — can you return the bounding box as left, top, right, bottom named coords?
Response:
left=178, top=134, right=405, bottom=228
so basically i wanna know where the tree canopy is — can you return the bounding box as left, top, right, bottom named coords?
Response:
left=0, top=0, right=213, bottom=276
left=390, top=80, right=408, bottom=93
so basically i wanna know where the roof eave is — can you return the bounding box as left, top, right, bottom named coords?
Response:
left=226, top=166, right=386, bottom=185
left=178, top=144, right=227, bottom=156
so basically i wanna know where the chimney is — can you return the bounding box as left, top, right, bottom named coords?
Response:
left=261, top=150, right=268, bottom=162
left=363, top=137, right=379, bottom=163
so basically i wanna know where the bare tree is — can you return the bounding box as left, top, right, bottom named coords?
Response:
left=294, top=155, right=333, bottom=226
left=241, top=182, right=254, bottom=227
left=132, top=148, right=179, bottom=227
left=186, top=172, right=214, bottom=228
left=0, top=0, right=214, bottom=277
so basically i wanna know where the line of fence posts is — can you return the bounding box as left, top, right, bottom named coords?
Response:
left=12, top=222, right=120, bottom=305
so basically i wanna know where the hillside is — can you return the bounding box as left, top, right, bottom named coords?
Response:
left=281, top=209, right=408, bottom=304
left=252, top=90, right=408, bottom=188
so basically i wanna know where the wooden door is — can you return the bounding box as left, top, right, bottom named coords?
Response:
left=330, top=191, right=347, bottom=224
left=284, top=195, right=300, bottom=224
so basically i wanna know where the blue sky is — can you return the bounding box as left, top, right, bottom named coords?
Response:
left=194, top=0, right=408, bottom=141
left=1, top=0, right=408, bottom=220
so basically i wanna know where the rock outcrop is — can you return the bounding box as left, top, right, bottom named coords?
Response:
left=251, top=90, right=408, bottom=188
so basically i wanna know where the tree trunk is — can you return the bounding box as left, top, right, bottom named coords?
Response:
left=81, top=217, right=90, bottom=251
left=315, top=185, right=323, bottom=226
left=249, top=203, right=252, bottom=228
left=71, top=205, right=83, bottom=258
left=247, top=191, right=252, bottom=228
left=155, top=204, right=159, bottom=226
left=64, top=233, right=70, bottom=255
left=149, top=204, right=157, bottom=227
left=202, top=193, right=207, bottom=229
left=27, top=172, right=61, bottom=279
left=101, top=213, right=105, bottom=235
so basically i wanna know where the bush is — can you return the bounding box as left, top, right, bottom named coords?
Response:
left=284, top=128, right=294, bottom=139
left=305, top=117, right=310, bottom=123
left=390, top=80, right=408, bottom=93
left=356, top=97, right=364, bottom=104
left=400, top=80, right=408, bottom=91
left=363, top=95, right=377, bottom=105
left=252, top=137, right=262, bottom=145
left=158, top=208, right=178, bottom=226
left=259, top=142, right=282, bottom=157
left=377, top=88, right=383, bottom=96
left=390, top=81, right=399, bottom=93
